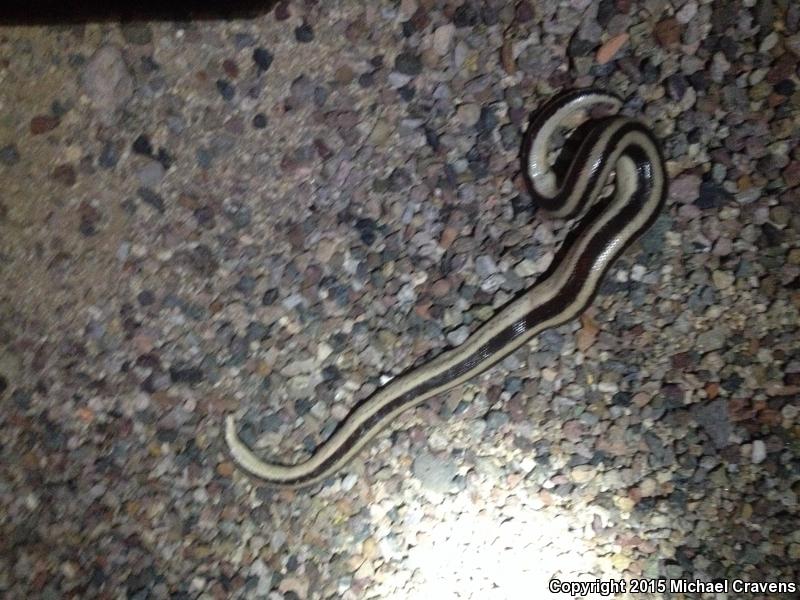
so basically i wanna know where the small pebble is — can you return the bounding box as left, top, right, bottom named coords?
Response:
left=751, top=440, right=767, bottom=464
left=394, top=51, right=422, bottom=76
left=295, top=22, right=314, bottom=43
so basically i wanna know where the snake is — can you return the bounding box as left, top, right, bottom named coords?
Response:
left=224, top=88, right=667, bottom=488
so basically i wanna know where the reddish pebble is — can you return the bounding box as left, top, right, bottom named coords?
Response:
left=766, top=53, right=798, bottom=84
left=222, top=58, right=239, bottom=79
left=431, top=278, right=451, bottom=298
left=313, top=138, right=333, bottom=160
left=515, top=1, right=534, bottom=22
left=216, top=461, right=235, bottom=477
left=562, top=419, right=585, bottom=443
left=439, top=226, right=458, bottom=249
left=783, top=161, right=800, bottom=187
left=275, top=0, right=290, bottom=20
left=596, top=33, right=629, bottom=65
left=653, top=18, right=681, bottom=47
left=51, top=164, right=76, bottom=186
left=615, top=0, right=632, bottom=13
left=30, top=114, right=59, bottom=134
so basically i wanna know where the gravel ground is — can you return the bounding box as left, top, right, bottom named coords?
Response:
left=1, top=1, right=799, bottom=598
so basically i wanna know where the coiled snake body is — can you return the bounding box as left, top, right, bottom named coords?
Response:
left=225, top=89, right=667, bottom=487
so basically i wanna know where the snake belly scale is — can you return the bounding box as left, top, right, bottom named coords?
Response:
left=225, top=88, right=667, bottom=488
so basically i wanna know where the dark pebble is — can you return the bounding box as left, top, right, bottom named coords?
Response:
left=132, top=134, right=153, bottom=156
left=12, top=389, right=31, bottom=409
left=228, top=336, right=249, bottom=365
left=169, top=365, right=204, bottom=384
left=321, top=365, right=341, bottom=382
left=295, top=22, right=314, bottom=43
left=568, top=34, right=596, bottom=58
left=481, top=5, right=499, bottom=25
left=189, top=244, right=218, bottom=277
left=50, top=100, right=70, bottom=114
left=355, top=217, right=377, bottom=246
left=774, top=79, right=796, bottom=96
left=137, top=290, right=155, bottom=306
left=235, top=274, right=257, bottom=295
left=140, top=55, right=160, bottom=74
left=246, top=321, right=270, bottom=342
left=661, top=383, right=684, bottom=408
left=313, top=85, right=329, bottom=107
left=398, top=84, right=415, bottom=101
left=590, top=62, right=615, bottom=77
left=597, top=0, right=616, bottom=27
left=222, top=201, right=252, bottom=229
left=515, top=1, right=535, bottom=22
left=194, top=205, right=215, bottom=228
left=196, top=147, right=213, bottom=169
left=252, top=113, right=268, bottom=128
left=760, top=223, right=783, bottom=247
left=137, top=187, right=165, bottom=213
left=612, top=391, right=632, bottom=407
left=641, top=57, right=661, bottom=84
left=324, top=334, right=347, bottom=355
left=688, top=70, right=709, bottom=92
left=216, top=79, right=236, bottom=101
left=274, top=0, right=290, bottom=20
left=466, top=146, right=489, bottom=178
left=0, top=144, right=20, bottom=166
left=68, top=53, right=86, bottom=67
left=453, top=3, right=479, bottom=27
left=721, top=374, right=743, bottom=393
left=99, top=141, right=119, bottom=169
left=233, top=32, right=256, bottom=49
left=424, top=126, right=440, bottom=151
left=476, top=106, right=497, bottom=135
left=313, top=138, right=333, bottom=160
left=294, top=397, right=313, bottom=415
left=665, top=73, right=688, bottom=100
left=394, top=51, right=422, bottom=76
left=511, top=195, right=535, bottom=217
left=358, top=71, right=375, bottom=88
left=388, top=167, right=412, bottom=191
left=120, top=198, right=137, bottom=215
left=156, top=148, right=173, bottom=170
left=156, top=427, right=178, bottom=443
left=262, top=288, right=279, bottom=305
left=252, top=47, right=274, bottom=72
left=696, top=180, right=731, bottom=209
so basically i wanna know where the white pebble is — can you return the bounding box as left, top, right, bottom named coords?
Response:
left=751, top=440, right=766, bottom=464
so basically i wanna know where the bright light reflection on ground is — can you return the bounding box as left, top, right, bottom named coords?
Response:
left=405, top=503, right=596, bottom=599
left=358, top=486, right=618, bottom=600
